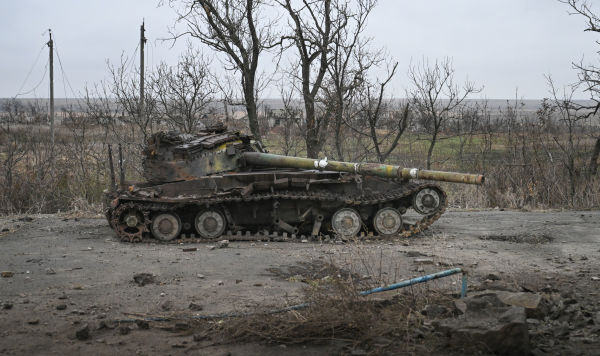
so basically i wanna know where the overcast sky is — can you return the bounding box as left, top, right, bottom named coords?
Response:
left=1, top=0, right=599, bottom=99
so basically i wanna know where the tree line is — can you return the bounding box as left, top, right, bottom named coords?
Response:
left=0, top=0, right=599, bottom=214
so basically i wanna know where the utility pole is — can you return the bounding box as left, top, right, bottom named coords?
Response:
left=139, top=21, right=146, bottom=127
left=47, top=29, right=54, bottom=157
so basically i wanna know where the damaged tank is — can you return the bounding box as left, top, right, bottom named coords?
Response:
left=104, top=126, right=484, bottom=242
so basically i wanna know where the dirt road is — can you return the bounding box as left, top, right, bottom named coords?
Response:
left=0, top=210, right=598, bottom=355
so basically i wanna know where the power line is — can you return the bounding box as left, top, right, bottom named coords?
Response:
left=53, top=40, right=78, bottom=99
left=123, top=42, right=140, bottom=74
left=15, top=44, right=47, bottom=97
left=16, top=60, right=49, bottom=97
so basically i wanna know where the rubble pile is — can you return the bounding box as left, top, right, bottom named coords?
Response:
left=421, top=289, right=599, bottom=355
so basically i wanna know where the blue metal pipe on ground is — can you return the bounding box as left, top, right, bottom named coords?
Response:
left=359, top=268, right=466, bottom=297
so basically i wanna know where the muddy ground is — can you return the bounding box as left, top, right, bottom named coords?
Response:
left=0, top=210, right=599, bottom=355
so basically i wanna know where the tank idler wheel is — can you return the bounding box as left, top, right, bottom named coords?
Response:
left=412, top=188, right=443, bottom=215
left=151, top=213, right=182, bottom=241
left=195, top=209, right=227, bottom=239
left=331, top=208, right=362, bottom=238
left=373, top=207, right=403, bottom=237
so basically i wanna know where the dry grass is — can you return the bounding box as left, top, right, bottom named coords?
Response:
left=182, top=259, right=457, bottom=354
left=2, top=116, right=599, bottom=214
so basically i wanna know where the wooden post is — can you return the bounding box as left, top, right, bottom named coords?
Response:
left=47, top=29, right=54, bottom=166
left=118, top=143, right=125, bottom=186
left=107, top=145, right=116, bottom=191
left=139, top=21, right=146, bottom=128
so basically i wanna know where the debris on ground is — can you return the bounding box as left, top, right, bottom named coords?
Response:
left=438, top=292, right=531, bottom=355
left=75, top=324, right=90, bottom=340
left=414, top=258, right=434, bottom=264
left=480, top=233, right=554, bottom=244
left=119, top=326, right=131, bottom=335
left=218, top=240, right=229, bottom=248
left=1, top=271, right=14, bottom=278
left=175, top=322, right=189, bottom=330
left=133, top=273, right=155, bottom=286
left=496, top=291, right=549, bottom=318
left=161, top=300, right=174, bottom=311
left=189, top=302, right=203, bottom=311
left=135, top=320, right=150, bottom=329
left=420, top=304, right=452, bottom=319
left=97, top=321, right=113, bottom=330
left=406, top=251, right=427, bottom=257
left=485, top=273, right=501, bottom=280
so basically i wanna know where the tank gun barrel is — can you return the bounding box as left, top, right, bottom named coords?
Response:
left=242, top=152, right=484, bottom=185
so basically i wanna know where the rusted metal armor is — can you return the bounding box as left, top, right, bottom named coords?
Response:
left=104, top=127, right=484, bottom=243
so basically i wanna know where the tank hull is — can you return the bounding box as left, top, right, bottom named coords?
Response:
left=106, top=169, right=446, bottom=242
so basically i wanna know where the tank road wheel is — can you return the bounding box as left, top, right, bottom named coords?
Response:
left=373, top=207, right=403, bottom=237
left=331, top=208, right=362, bottom=238
left=151, top=213, right=182, bottom=241
left=195, top=210, right=227, bottom=239
left=412, top=188, right=443, bottom=215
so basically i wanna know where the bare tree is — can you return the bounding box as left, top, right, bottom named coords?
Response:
left=61, top=105, right=108, bottom=203
left=83, top=83, right=119, bottom=142
left=167, top=0, right=279, bottom=141
left=407, top=57, right=482, bottom=169
left=545, top=77, right=587, bottom=204
left=83, top=52, right=159, bottom=181
left=278, top=0, right=348, bottom=158
left=0, top=100, right=27, bottom=212
left=277, top=82, right=304, bottom=155
left=559, top=0, right=600, bottom=176
left=472, top=101, right=495, bottom=173
left=152, top=45, right=216, bottom=133
left=347, top=63, right=410, bottom=163
left=107, top=54, right=159, bottom=144
left=450, top=102, right=481, bottom=166
left=322, top=0, right=378, bottom=160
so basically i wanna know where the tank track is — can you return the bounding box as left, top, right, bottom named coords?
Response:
left=108, top=182, right=447, bottom=244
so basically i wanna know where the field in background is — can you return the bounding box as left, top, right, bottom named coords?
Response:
left=1, top=113, right=599, bottom=215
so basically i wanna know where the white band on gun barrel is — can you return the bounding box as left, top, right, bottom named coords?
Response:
left=410, top=168, right=418, bottom=179
left=314, top=157, right=328, bottom=169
